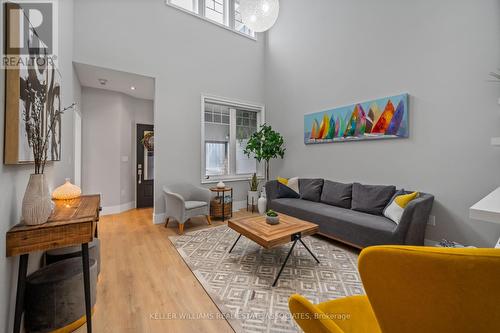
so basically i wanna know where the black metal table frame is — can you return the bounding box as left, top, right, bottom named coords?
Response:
left=246, top=195, right=256, bottom=213
left=213, top=188, right=233, bottom=222
left=229, top=232, right=320, bottom=287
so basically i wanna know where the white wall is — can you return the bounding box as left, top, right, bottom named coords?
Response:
left=265, top=0, right=500, bottom=246
left=0, top=1, right=80, bottom=331
left=81, top=87, right=154, bottom=211
left=73, top=0, right=265, bottom=220
left=74, top=0, right=500, bottom=246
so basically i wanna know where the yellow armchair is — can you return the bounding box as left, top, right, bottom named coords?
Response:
left=289, top=246, right=500, bottom=333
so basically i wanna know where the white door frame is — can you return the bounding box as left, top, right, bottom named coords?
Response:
left=74, top=109, right=82, bottom=187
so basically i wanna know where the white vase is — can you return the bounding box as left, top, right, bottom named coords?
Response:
left=22, top=174, right=54, bottom=225
left=258, top=197, right=267, bottom=215
left=248, top=190, right=259, bottom=205
left=216, top=181, right=226, bottom=189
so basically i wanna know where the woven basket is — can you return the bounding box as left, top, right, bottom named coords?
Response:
left=210, top=200, right=232, bottom=218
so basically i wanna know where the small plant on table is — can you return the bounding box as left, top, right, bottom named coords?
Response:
left=265, top=209, right=280, bottom=225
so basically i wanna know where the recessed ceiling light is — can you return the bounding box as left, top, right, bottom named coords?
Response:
left=130, top=86, right=136, bottom=90
left=98, top=78, right=107, bottom=85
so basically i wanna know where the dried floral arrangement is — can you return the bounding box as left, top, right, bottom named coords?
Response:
left=22, top=77, right=75, bottom=174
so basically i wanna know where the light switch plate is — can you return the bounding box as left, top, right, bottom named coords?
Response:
left=121, top=155, right=129, bottom=162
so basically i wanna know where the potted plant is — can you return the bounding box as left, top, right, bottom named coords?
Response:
left=265, top=209, right=280, bottom=225
left=244, top=124, right=285, bottom=181
left=248, top=173, right=260, bottom=206
left=21, top=80, right=75, bottom=225
left=244, top=124, right=285, bottom=214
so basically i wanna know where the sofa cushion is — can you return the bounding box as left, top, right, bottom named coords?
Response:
left=384, top=191, right=419, bottom=224
left=185, top=201, right=208, bottom=210
left=320, top=181, right=353, bottom=209
left=277, top=181, right=300, bottom=199
left=351, top=183, right=396, bottom=215
left=299, top=178, right=324, bottom=202
left=278, top=176, right=299, bottom=193
left=270, top=198, right=398, bottom=247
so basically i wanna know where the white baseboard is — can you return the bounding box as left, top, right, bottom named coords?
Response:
left=101, top=201, right=135, bottom=216
left=153, top=200, right=248, bottom=225
left=153, top=213, right=166, bottom=224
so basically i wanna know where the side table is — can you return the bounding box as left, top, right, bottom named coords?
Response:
left=210, top=187, right=233, bottom=221
left=6, top=194, right=101, bottom=333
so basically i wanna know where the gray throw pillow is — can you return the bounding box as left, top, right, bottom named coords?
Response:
left=277, top=182, right=300, bottom=199
left=299, top=178, right=324, bottom=202
left=351, top=183, right=396, bottom=215
left=320, top=181, right=353, bottom=209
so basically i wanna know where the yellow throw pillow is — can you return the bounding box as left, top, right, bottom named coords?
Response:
left=384, top=191, right=419, bottom=224
left=277, top=177, right=288, bottom=185
left=277, top=176, right=300, bottom=194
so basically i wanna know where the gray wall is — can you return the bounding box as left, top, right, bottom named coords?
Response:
left=73, top=0, right=265, bottom=220
left=265, top=0, right=500, bottom=246
left=0, top=1, right=80, bottom=331
left=81, top=87, right=154, bottom=209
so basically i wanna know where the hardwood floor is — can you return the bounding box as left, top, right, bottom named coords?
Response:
left=75, top=208, right=252, bottom=333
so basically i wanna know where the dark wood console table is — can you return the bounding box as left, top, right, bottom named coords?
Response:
left=6, top=194, right=101, bottom=333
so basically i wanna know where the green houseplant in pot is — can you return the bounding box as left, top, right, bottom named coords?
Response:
left=265, top=209, right=280, bottom=225
left=244, top=124, right=285, bottom=181
left=244, top=124, right=285, bottom=214
left=248, top=173, right=260, bottom=206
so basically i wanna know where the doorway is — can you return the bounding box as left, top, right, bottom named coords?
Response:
left=137, top=124, right=154, bottom=208
left=75, top=62, right=155, bottom=214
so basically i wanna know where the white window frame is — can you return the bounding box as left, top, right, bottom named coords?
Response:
left=165, top=0, right=256, bottom=40
left=201, top=94, right=265, bottom=184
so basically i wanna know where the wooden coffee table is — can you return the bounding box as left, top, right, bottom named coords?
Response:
left=227, top=214, right=320, bottom=287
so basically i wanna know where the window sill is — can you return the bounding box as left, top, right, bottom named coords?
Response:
left=201, top=175, right=265, bottom=185
left=165, top=1, right=257, bottom=41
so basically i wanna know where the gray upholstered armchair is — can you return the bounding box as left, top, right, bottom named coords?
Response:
left=163, top=184, right=213, bottom=234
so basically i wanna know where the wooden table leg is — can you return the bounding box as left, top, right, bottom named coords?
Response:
left=81, top=243, right=92, bottom=333
left=13, top=254, right=29, bottom=333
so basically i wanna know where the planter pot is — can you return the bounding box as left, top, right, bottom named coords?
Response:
left=22, top=174, right=54, bottom=225
left=266, top=215, right=280, bottom=225
left=248, top=190, right=259, bottom=205
left=258, top=197, right=267, bottom=215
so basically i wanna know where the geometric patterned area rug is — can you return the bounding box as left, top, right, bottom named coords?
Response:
left=169, top=225, right=364, bottom=333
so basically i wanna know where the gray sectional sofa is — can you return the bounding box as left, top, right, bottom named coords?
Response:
left=266, top=179, right=434, bottom=248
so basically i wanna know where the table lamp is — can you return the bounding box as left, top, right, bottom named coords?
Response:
left=52, top=178, right=81, bottom=200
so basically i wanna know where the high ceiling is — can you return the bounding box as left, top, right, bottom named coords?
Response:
left=74, top=62, right=155, bottom=100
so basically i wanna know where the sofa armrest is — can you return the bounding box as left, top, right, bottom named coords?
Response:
left=395, top=193, right=435, bottom=245
left=265, top=180, right=279, bottom=210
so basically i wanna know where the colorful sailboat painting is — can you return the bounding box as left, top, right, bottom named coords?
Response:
left=304, top=93, right=409, bottom=144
